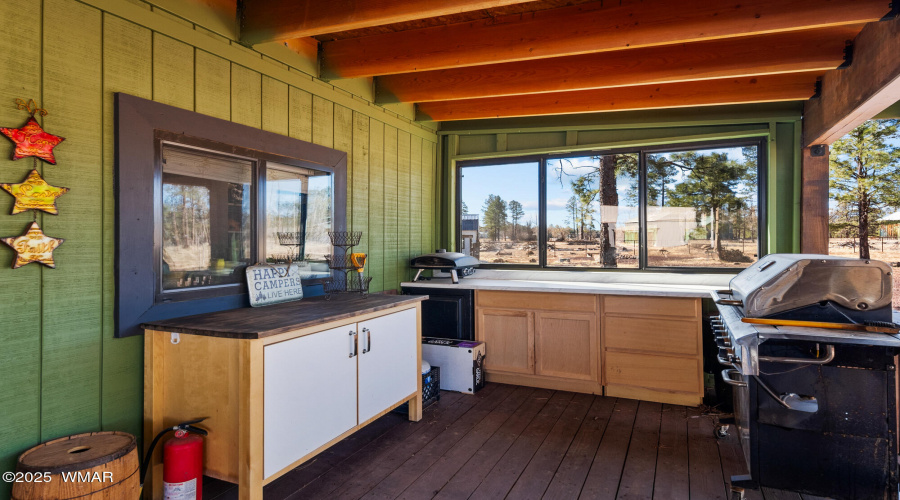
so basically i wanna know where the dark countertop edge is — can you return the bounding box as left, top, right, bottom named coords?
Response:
left=141, top=295, right=427, bottom=339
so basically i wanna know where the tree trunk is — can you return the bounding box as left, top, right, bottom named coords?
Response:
left=859, top=193, right=870, bottom=259
left=599, top=156, right=618, bottom=267
left=713, top=206, right=722, bottom=256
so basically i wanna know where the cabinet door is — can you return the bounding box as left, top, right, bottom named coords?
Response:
left=535, top=311, right=598, bottom=381
left=476, top=308, right=534, bottom=374
left=264, top=325, right=358, bottom=479
left=358, top=308, right=418, bottom=423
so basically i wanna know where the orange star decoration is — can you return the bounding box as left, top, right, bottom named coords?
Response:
left=1, top=221, right=64, bottom=269
left=1, top=117, right=65, bottom=164
left=1, top=169, right=69, bottom=215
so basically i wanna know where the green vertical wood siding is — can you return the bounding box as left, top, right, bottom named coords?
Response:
left=0, top=1, right=438, bottom=494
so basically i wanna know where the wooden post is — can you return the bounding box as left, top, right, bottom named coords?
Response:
left=408, top=303, right=424, bottom=422
left=143, top=332, right=165, bottom=500
left=800, top=145, right=830, bottom=254
left=238, top=340, right=264, bottom=500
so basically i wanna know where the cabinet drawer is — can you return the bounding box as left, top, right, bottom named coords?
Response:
left=605, top=351, right=700, bottom=394
left=477, top=290, right=597, bottom=313
left=604, top=316, right=699, bottom=356
left=603, top=296, right=699, bottom=319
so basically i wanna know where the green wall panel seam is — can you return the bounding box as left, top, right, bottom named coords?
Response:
left=75, top=0, right=438, bottom=142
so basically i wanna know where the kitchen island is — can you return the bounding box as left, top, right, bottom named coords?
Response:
left=141, top=294, right=426, bottom=500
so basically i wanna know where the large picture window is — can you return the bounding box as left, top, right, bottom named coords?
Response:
left=116, top=93, right=347, bottom=337
left=457, top=139, right=765, bottom=271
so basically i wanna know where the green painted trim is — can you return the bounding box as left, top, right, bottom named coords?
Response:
left=793, top=120, right=802, bottom=253
left=79, top=0, right=439, bottom=142
left=766, top=122, right=777, bottom=254
left=437, top=102, right=803, bottom=136
left=448, top=128, right=770, bottom=162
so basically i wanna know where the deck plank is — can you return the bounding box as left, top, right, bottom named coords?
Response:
left=396, top=385, right=536, bottom=500
left=763, top=487, right=803, bottom=499
left=506, top=392, right=595, bottom=499
left=652, top=405, right=689, bottom=500
left=687, top=409, right=727, bottom=500
left=358, top=384, right=518, bottom=499
left=264, top=410, right=406, bottom=498
left=287, top=391, right=468, bottom=499
left=579, top=398, right=640, bottom=500
left=715, top=415, right=764, bottom=500
left=616, top=401, right=663, bottom=499
left=330, top=384, right=504, bottom=499
left=542, top=396, right=618, bottom=499
left=469, top=391, right=576, bottom=500
left=433, top=389, right=555, bottom=500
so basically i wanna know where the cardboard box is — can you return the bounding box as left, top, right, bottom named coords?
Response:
left=421, top=338, right=485, bottom=394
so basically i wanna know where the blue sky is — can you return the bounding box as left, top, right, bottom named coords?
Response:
left=460, top=147, right=753, bottom=228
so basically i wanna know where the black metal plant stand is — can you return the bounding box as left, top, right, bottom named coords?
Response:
left=323, top=231, right=372, bottom=298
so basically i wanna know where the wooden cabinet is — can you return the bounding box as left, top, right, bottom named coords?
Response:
left=475, top=291, right=602, bottom=394
left=477, top=308, right=533, bottom=374
left=535, top=311, right=598, bottom=381
left=475, top=290, right=702, bottom=405
left=357, top=308, right=418, bottom=423
left=143, top=300, right=423, bottom=500
left=602, top=295, right=703, bottom=406
left=264, top=325, right=358, bottom=479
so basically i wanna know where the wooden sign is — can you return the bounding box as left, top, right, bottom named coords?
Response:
left=246, top=263, right=304, bottom=307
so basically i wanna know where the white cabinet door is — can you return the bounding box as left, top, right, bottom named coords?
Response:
left=264, top=325, right=358, bottom=479
left=357, top=308, right=418, bottom=423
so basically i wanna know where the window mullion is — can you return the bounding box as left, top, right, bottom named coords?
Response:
left=539, top=157, right=547, bottom=268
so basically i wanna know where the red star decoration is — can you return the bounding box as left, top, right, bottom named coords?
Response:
left=1, top=117, right=65, bottom=164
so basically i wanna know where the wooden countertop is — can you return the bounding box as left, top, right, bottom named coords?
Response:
left=141, top=294, right=427, bottom=339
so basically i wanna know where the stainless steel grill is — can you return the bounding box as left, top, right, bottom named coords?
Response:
left=710, top=254, right=900, bottom=499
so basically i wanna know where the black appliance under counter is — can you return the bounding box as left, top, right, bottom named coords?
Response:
left=401, top=286, right=474, bottom=341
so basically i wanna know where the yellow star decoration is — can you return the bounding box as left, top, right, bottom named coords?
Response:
left=1, top=169, right=69, bottom=215
left=1, top=221, right=64, bottom=269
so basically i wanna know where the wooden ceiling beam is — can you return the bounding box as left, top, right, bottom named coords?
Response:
left=803, top=15, right=900, bottom=146
left=322, top=0, right=889, bottom=79
left=378, top=26, right=858, bottom=103
left=240, top=0, right=533, bottom=44
left=416, top=73, right=821, bottom=122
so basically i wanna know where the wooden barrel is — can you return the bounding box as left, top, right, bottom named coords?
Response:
left=12, top=431, right=139, bottom=500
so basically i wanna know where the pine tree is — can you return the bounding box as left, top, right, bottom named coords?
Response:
left=481, top=194, right=508, bottom=241
left=665, top=151, right=752, bottom=255
left=830, top=119, right=900, bottom=259
left=508, top=200, right=524, bottom=241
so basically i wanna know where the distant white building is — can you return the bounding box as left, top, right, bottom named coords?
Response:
left=622, top=207, right=702, bottom=247
left=879, top=210, right=900, bottom=238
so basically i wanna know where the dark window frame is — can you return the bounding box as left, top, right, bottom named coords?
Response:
left=116, top=93, right=347, bottom=337
left=456, top=137, right=767, bottom=273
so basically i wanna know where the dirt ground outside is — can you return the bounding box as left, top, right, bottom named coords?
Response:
left=828, top=238, right=900, bottom=310
left=475, top=237, right=758, bottom=269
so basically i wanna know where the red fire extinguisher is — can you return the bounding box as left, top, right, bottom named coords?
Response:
left=141, top=418, right=208, bottom=500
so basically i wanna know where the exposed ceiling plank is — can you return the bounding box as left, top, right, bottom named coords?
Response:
left=416, top=73, right=821, bottom=122
left=803, top=15, right=900, bottom=146
left=240, top=0, right=534, bottom=44
left=378, top=26, right=858, bottom=103
left=322, top=0, right=889, bottom=79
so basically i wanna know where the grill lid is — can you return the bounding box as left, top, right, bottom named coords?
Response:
left=410, top=250, right=480, bottom=270
left=729, top=254, right=892, bottom=319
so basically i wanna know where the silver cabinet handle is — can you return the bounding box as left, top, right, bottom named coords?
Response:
left=361, top=327, right=371, bottom=353
left=722, top=369, right=748, bottom=387
left=349, top=330, right=357, bottom=358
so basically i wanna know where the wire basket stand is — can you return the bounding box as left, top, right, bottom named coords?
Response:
left=275, top=231, right=306, bottom=263
left=323, top=231, right=372, bottom=298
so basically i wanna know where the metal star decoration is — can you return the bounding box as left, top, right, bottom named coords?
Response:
left=1, top=169, right=69, bottom=215
left=0, top=117, right=65, bottom=164
left=1, top=221, right=64, bottom=269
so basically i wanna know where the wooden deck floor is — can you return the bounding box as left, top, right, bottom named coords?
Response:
left=204, top=383, right=829, bottom=500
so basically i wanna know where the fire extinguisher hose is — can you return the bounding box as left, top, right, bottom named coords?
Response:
left=139, top=417, right=208, bottom=489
